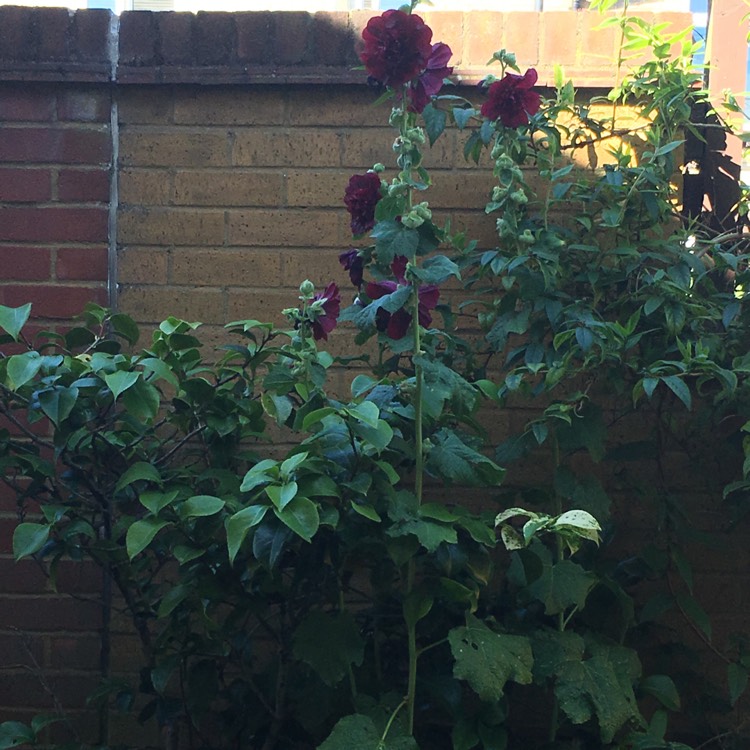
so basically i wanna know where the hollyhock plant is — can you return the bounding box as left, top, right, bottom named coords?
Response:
left=360, top=10, right=433, bottom=89
left=339, top=248, right=364, bottom=288
left=408, top=42, right=453, bottom=114
left=481, top=68, right=541, bottom=128
left=344, top=172, right=382, bottom=235
left=366, top=256, right=439, bottom=340
left=309, top=282, right=341, bottom=341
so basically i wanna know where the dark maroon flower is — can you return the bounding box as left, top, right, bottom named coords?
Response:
left=339, top=249, right=364, bottom=287
left=360, top=10, right=433, bottom=89
left=365, top=258, right=439, bottom=340
left=310, top=282, right=341, bottom=341
left=408, top=42, right=453, bottom=113
left=344, top=172, right=382, bottom=236
left=481, top=68, right=541, bottom=128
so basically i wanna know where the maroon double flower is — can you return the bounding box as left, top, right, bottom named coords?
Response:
left=360, top=10, right=453, bottom=114
left=310, top=283, right=341, bottom=341
left=366, top=256, right=439, bottom=340
left=344, top=172, right=382, bottom=236
left=481, top=68, right=542, bottom=128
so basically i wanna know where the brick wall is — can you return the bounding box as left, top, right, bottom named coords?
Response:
left=2, top=4, right=727, bottom=742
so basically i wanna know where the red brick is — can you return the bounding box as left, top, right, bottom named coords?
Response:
left=57, top=90, right=110, bottom=123
left=0, top=7, right=33, bottom=62
left=0, top=168, right=51, bottom=202
left=504, top=12, right=540, bottom=66
left=0, top=128, right=110, bottom=166
left=0, top=207, right=108, bottom=243
left=71, top=8, right=112, bottom=63
left=312, top=12, right=357, bottom=68
left=157, top=12, right=195, bottom=66
left=56, top=247, right=108, bottom=282
left=0, top=670, right=97, bottom=710
left=118, top=11, right=157, bottom=67
left=0, top=246, right=52, bottom=281
left=272, top=13, right=312, bottom=66
left=195, top=12, right=237, bottom=66
left=36, top=7, right=71, bottom=61
left=48, top=635, right=101, bottom=671
left=541, top=11, right=578, bottom=66
left=0, top=559, right=49, bottom=594
left=0, top=87, right=55, bottom=122
left=236, top=12, right=275, bottom=64
left=0, top=634, right=44, bottom=670
left=0, top=284, right=107, bottom=319
left=54, top=561, right=102, bottom=595
left=57, top=168, right=110, bottom=202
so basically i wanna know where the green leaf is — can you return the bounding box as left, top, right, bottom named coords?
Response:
left=640, top=674, right=681, bottom=711
left=390, top=517, right=457, bottom=552
left=37, top=385, right=79, bottom=426
left=226, top=505, right=269, bottom=563
left=428, top=430, right=505, bottom=487
left=351, top=502, right=381, bottom=522
left=661, top=374, right=691, bottom=409
left=265, top=482, right=298, bottom=510
left=280, top=451, right=308, bottom=478
left=139, top=490, right=179, bottom=515
left=554, top=639, right=640, bottom=743
left=553, top=510, right=601, bottom=544
left=422, top=102, right=447, bottom=146
left=179, top=495, right=225, bottom=519
left=121, top=377, right=160, bottom=421
left=140, top=357, right=179, bottom=387
left=115, top=462, right=161, bottom=492
left=0, top=303, right=32, bottom=341
left=157, top=584, right=190, bottom=617
left=449, top=614, right=533, bottom=702
left=411, top=255, right=461, bottom=285
left=676, top=592, right=711, bottom=640
left=293, top=610, right=364, bottom=686
left=526, top=550, right=597, bottom=616
left=110, top=313, right=140, bottom=345
left=274, top=496, right=319, bottom=542
left=126, top=518, right=169, bottom=559
left=6, top=352, right=42, bottom=390
left=0, top=720, right=35, bottom=749
left=345, top=401, right=380, bottom=428
left=12, top=523, right=50, bottom=559
left=728, top=663, right=748, bottom=706
left=318, top=713, right=419, bottom=750
left=104, top=370, right=140, bottom=401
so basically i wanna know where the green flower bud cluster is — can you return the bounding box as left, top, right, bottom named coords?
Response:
left=401, top=202, right=432, bottom=229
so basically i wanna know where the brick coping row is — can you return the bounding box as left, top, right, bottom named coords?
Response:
left=0, top=6, right=691, bottom=87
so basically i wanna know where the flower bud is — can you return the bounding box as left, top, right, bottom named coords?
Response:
left=389, top=108, right=404, bottom=127
left=406, top=127, right=426, bottom=145
left=518, top=229, right=535, bottom=244
left=299, top=279, right=315, bottom=299
left=509, top=189, right=528, bottom=205
left=401, top=210, right=425, bottom=229
left=372, top=163, right=386, bottom=173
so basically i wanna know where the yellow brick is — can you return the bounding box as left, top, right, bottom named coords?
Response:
left=342, top=128, right=456, bottom=169
left=170, top=248, right=282, bottom=287
left=428, top=171, right=496, bottom=210
left=119, top=130, right=230, bottom=168
left=117, top=246, right=169, bottom=284
left=173, top=170, right=284, bottom=207
left=287, top=87, right=391, bottom=127
left=227, top=209, right=339, bottom=247
left=281, top=248, right=349, bottom=288
left=286, top=169, right=348, bottom=208
left=449, top=210, right=498, bottom=249
left=118, top=169, right=171, bottom=206
left=225, top=288, right=295, bottom=326
left=118, top=88, right=174, bottom=125
left=118, top=285, right=225, bottom=324
left=233, top=129, right=341, bottom=168
left=118, top=207, right=225, bottom=246
left=173, top=88, right=285, bottom=125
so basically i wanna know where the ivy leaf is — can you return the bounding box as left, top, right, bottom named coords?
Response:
left=389, top=518, right=458, bottom=552
left=411, top=255, right=461, bottom=285
left=525, top=548, right=597, bottom=615
left=427, top=430, right=505, bottom=487
left=554, top=639, right=641, bottom=743
left=449, top=614, right=533, bottom=702
left=372, top=221, right=420, bottom=265
left=0, top=303, right=32, bottom=341
left=293, top=610, right=364, bottom=686
left=12, top=523, right=50, bottom=560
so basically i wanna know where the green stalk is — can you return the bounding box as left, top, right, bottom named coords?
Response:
left=549, top=433, right=563, bottom=745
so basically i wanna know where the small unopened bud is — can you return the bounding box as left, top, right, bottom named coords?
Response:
left=299, top=279, right=315, bottom=299
left=509, top=189, right=528, bottom=205
left=372, top=163, right=386, bottom=173
left=518, top=229, right=535, bottom=244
